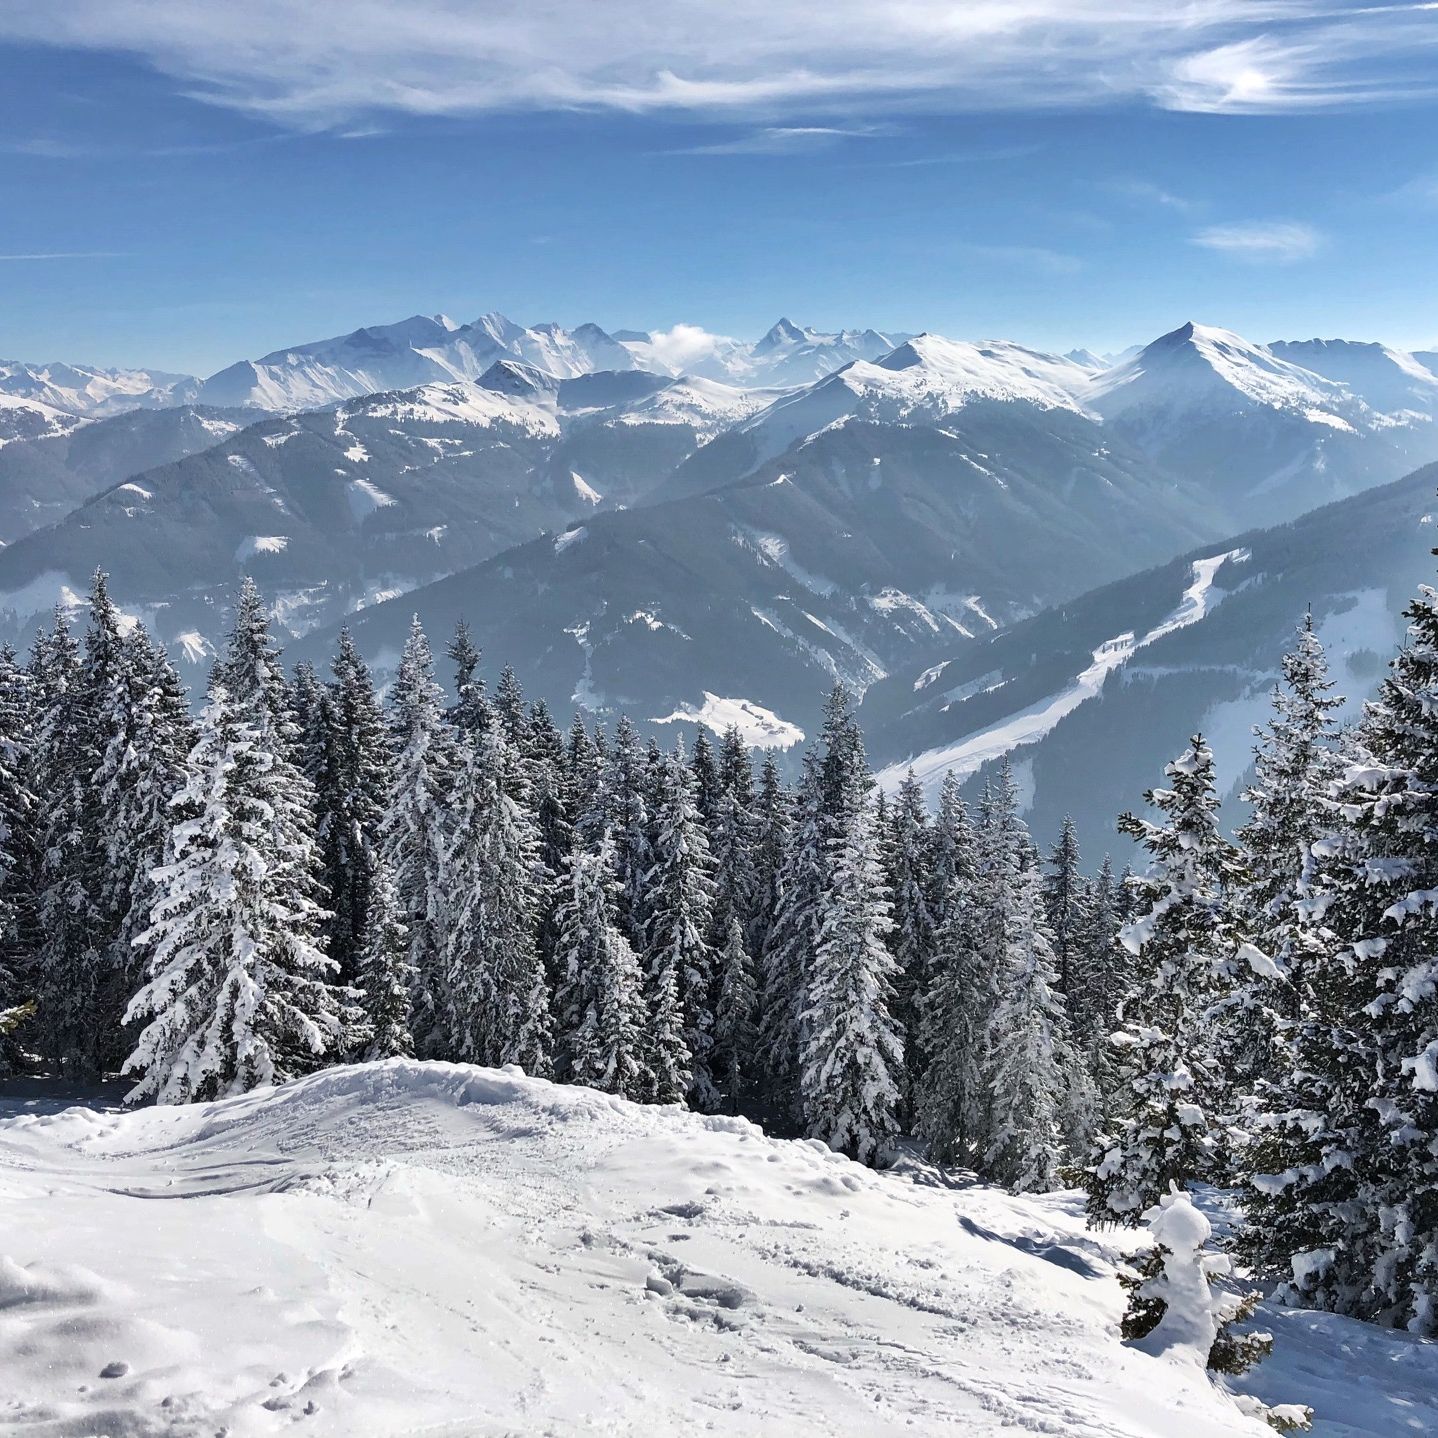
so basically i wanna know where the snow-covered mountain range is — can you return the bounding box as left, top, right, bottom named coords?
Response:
left=2, top=307, right=1437, bottom=821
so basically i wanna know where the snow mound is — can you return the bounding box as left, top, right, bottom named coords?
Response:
left=0, top=1060, right=1268, bottom=1437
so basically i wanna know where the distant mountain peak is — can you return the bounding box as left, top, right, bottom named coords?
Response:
left=755, top=318, right=810, bottom=352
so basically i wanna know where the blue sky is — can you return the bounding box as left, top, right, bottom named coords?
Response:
left=2, top=2, right=1438, bottom=376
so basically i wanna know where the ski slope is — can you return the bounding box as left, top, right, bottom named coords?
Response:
left=0, top=1060, right=1297, bottom=1438
left=880, top=548, right=1249, bottom=799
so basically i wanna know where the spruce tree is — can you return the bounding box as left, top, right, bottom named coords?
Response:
left=30, top=608, right=103, bottom=1076
left=554, top=835, right=649, bottom=1099
left=1228, top=615, right=1344, bottom=1095
left=355, top=850, right=415, bottom=1061
left=886, top=769, right=936, bottom=1101
left=1088, top=736, right=1235, bottom=1227
left=125, top=685, right=345, bottom=1104
left=983, top=859, right=1072, bottom=1193
left=1043, top=816, right=1088, bottom=999
left=758, top=752, right=824, bottom=1127
left=749, top=752, right=791, bottom=963
left=643, top=741, right=714, bottom=1107
left=381, top=617, right=455, bottom=1056
left=0, top=644, right=37, bottom=1071
left=801, top=779, right=903, bottom=1165
left=317, top=629, right=391, bottom=983
left=1246, top=582, right=1438, bottom=1332
left=447, top=619, right=491, bottom=735
left=712, top=914, right=757, bottom=1114
left=442, top=727, right=551, bottom=1074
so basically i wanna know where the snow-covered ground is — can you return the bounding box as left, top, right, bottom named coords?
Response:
left=2, top=1062, right=1431, bottom=1436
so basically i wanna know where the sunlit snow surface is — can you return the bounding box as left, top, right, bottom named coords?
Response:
left=0, top=1061, right=1306, bottom=1437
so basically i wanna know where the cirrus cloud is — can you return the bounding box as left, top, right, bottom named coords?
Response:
left=0, top=2, right=1435, bottom=130
left=1190, top=221, right=1322, bottom=261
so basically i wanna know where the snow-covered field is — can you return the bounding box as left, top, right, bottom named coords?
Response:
left=2, top=1063, right=1433, bottom=1437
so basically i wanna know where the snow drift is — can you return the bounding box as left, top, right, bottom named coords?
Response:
left=0, top=1060, right=1284, bottom=1436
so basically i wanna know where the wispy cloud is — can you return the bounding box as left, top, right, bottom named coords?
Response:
left=1190, top=221, right=1322, bottom=261
left=0, top=3, right=1435, bottom=129
left=0, top=251, right=124, bottom=260
left=666, top=124, right=892, bottom=156
left=1103, top=178, right=1199, bottom=213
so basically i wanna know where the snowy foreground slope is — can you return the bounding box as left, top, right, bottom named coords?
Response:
left=2, top=1064, right=1432, bottom=1437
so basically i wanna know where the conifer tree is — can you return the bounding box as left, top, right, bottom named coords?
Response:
left=749, top=752, right=791, bottom=962
left=1070, top=855, right=1125, bottom=1110
left=447, top=619, right=491, bottom=735
left=886, top=769, right=936, bottom=1098
left=984, top=859, right=1072, bottom=1192
left=1244, top=582, right=1438, bottom=1332
left=494, top=664, right=526, bottom=748
left=125, top=685, right=345, bottom=1104
left=1043, top=816, right=1088, bottom=999
left=928, top=770, right=975, bottom=927
left=643, top=741, right=714, bottom=1107
left=381, top=617, right=454, bottom=1054
left=712, top=913, right=756, bottom=1114
left=317, top=629, right=390, bottom=983
left=442, top=727, right=551, bottom=1074
left=30, top=607, right=103, bottom=1076
left=801, top=780, right=903, bottom=1165
left=605, top=715, right=653, bottom=949
left=554, top=836, right=649, bottom=1099
left=758, top=752, right=824, bottom=1126
left=1088, top=736, right=1235, bottom=1227
left=0, top=644, right=37, bottom=1070
left=355, top=850, right=414, bottom=1061
left=1227, top=615, right=1344, bottom=1094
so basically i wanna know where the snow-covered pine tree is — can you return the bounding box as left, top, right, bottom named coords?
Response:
left=1087, top=735, right=1235, bottom=1228
left=643, top=740, right=714, bottom=1107
left=441, top=727, right=552, bottom=1074
left=748, top=752, right=791, bottom=964
left=885, top=769, right=936, bottom=1102
left=355, top=847, right=414, bottom=1060
left=800, top=773, right=903, bottom=1166
left=95, top=623, right=193, bottom=1069
left=1070, top=855, right=1125, bottom=1112
left=712, top=913, right=757, bottom=1114
left=447, top=619, right=491, bottom=735
left=1043, top=816, right=1088, bottom=999
left=983, top=858, right=1073, bottom=1192
left=1122, top=1189, right=1311, bottom=1432
left=381, top=617, right=455, bottom=1056
left=566, top=714, right=607, bottom=852
left=0, top=644, right=37, bottom=1072
left=690, top=727, right=723, bottom=828
left=1227, top=615, right=1344, bottom=1095
left=494, top=664, right=526, bottom=749
left=915, top=887, right=987, bottom=1164
left=928, top=770, right=975, bottom=928
left=605, top=715, right=653, bottom=950
left=315, top=629, right=391, bottom=984
left=124, top=684, right=346, bottom=1104
left=527, top=699, right=574, bottom=995
left=708, top=745, right=757, bottom=952
left=1245, top=579, right=1438, bottom=1332
left=757, top=751, right=824, bottom=1128
left=30, top=607, right=105, bottom=1076
left=553, top=835, right=649, bottom=1099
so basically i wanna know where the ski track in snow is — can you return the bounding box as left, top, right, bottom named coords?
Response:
left=0, top=1061, right=1290, bottom=1438
left=880, top=548, right=1249, bottom=797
